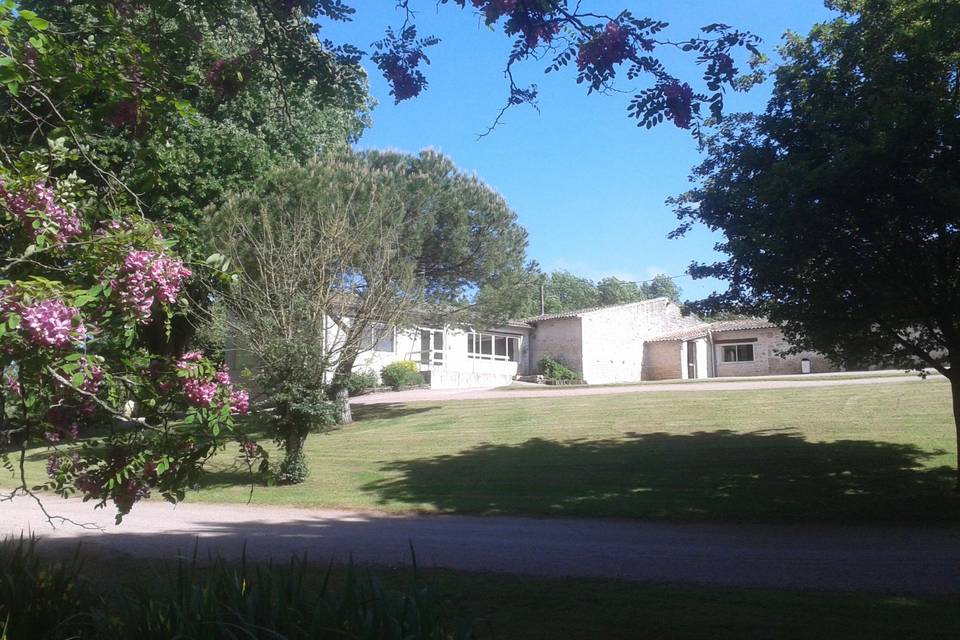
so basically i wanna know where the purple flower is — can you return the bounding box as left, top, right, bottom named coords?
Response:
left=1, top=181, right=82, bottom=245
left=230, top=388, right=250, bottom=415
left=21, top=299, right=85, bottom=348
left=113, top=249, right=191, bottom=323
left=577, top=22, right=634, bottom=73
left=182, top=377, right=218, bottom=407
left=662, top=81, right=694, bottom=129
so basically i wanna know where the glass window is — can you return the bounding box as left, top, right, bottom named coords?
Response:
left=722, top=344, right=754, bottom=362
left=480, top=334, right=492, bottom=356
left=507, top=337, right=518, bottom=362
left=361, top=323, right=394, bottom=352
left=495, top=336, right=507, bottom=357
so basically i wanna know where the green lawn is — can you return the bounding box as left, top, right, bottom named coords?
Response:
left=7, top=379, right=960, bottom=522
left=495, top=369, right=938, bottom=390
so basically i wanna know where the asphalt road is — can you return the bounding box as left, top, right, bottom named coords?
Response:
left=4, top=496, right=959, bottom=594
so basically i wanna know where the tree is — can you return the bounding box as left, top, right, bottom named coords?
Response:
left=212, top=150, right=529, bottom=440
left=670, top=0, right=960, bottom=484
left=0, top=1, right=371, bottom=519
left=642, top=273, right=682, bottom=304
left=5, top=2, right=372, bottom=356
left=596, top=276, right=645, bottom=306
left=210, top=153, right=422, bottom=479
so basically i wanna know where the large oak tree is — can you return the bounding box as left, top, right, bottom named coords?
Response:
left=671, top=0, right=960, bottom=484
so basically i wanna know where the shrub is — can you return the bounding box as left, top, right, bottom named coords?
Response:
left=380, top=361, right=425, bottom=390
left=276, top=447, right=310, bottom=485
left=537, top=356, right=579, bottom=381
left=347, top=370, right=380, bottom=396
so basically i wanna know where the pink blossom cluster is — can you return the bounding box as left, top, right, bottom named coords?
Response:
left=182, top=377, right=219, bottom=407
left=230, top=388, right=250, bottom=415
left=175, top=355, right=249, bottom=414
left=21, top=299, right=86, bottom=348
left=1, top=181, right=82, bottom=245
left=662, top=81, right=694, bottom=129
left=577, top=22, right=635, bottom=72
left=113, top=249, right=192, bottom=323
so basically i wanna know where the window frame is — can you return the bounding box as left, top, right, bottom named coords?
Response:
left=467, top=331, right=520, bottom=362
left=721, top=343, right=755, bottom=363
left=359, top=322, right=395, bottom=353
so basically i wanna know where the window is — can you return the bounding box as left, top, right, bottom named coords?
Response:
left=359, top=323, right=394, bottom=353
left=467, top=332, right=520, bottom=362
left=722, top=344, right=754, bottom=363
left=420, top=329, right=444, bottom=365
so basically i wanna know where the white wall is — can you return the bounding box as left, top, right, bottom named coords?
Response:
left=349, top=323, right=530, bottom=389
left=579, top=299, right=702, bottom=384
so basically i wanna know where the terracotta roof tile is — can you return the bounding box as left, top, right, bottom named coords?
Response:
left=647, top=318, right=778, bottom=342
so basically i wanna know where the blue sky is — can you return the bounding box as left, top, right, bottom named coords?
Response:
left=321, top=1, right=836, bottom=301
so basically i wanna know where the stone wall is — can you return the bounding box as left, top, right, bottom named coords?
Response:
left=712, top=328, right=837, bottom=377
left=527, top=317, right=584, bottom=376
left=642, top=341, right=683, bottom=380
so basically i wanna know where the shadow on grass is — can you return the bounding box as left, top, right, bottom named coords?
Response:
left=351, top=403, right=439, bottom=422
left=362, top=428, right=960, bottom=523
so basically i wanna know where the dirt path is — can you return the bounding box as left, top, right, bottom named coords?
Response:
left=4, top=496, right=959, bottom=594
left=351, top=372, right=939, bottom=405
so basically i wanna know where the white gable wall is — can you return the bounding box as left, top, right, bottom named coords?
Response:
left=579, top=299, right=701, bottom=384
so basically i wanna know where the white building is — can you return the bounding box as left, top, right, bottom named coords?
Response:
left=345, top=299, right=842, bottom=388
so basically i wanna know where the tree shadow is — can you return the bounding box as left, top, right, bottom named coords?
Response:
left=362, top=429, right=959, bottom=523
left=351, top=403, right=439, bottom=421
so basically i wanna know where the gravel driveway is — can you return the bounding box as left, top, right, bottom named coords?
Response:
left=4, top=496, right=959, bottom=594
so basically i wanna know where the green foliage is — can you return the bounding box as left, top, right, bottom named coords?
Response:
left=641, top=274, right=682, bottom=304
left=381, top=361, right=425, bottom=390
left=596, top=276, right=644, bottom=306
left=0, top=537, right=98, bottom=639
left=277, top=446, right=311, bottom=485
left=0, top=537, right=472, bottom=639
left=482, top=270, right=682, bottom=318
left=537, top=356, right=579, bottom=381
left=347, top=370, right=380, bottom=396
left=670, top=0, right=959, bottom=374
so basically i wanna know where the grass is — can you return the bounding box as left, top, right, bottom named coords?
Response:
left=5, top=378, right=959, bottom=522
left=36, top=547, right=960, bottom=640
left=495, top=369, right=939, bottom=391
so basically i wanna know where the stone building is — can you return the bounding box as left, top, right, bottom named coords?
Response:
left=642, top=318, right=838, bottom=380
left=342, top=300, right=838, bottom=388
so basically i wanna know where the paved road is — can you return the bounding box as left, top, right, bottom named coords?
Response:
left=4, top=496, right=959, bottom=594
left=351, top=372, right=940, bottom=405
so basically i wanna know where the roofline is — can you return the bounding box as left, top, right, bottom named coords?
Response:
left=515, top=297, right=676, bottom=324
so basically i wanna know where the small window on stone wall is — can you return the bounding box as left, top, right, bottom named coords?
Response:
left=722, top=344, right=754, bottom=362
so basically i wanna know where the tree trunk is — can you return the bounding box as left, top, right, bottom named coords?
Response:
left=285, top=422, right=305, bottom=458
left=952, top=375, right=960, bottom=491
left=335, top=386, right=352, bottom=424
left=329, top=356, right=357, bottom=425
